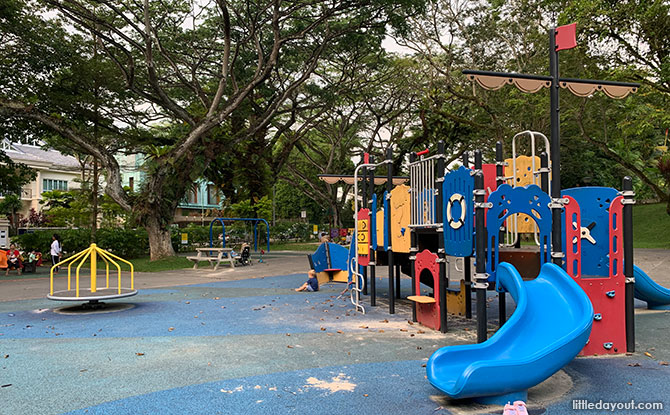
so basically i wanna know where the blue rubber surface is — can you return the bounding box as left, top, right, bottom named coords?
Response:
left=62, top=360, right=444, bottom=415
left=427, top=262, right=593, bottom=402
left=634, top=265, right=670, bottom=310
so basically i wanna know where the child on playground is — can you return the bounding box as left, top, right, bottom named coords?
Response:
left=295, top=269, right=319, bottom=292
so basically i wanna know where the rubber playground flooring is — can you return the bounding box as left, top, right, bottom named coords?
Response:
left=1, top=258, right=670, bottom=414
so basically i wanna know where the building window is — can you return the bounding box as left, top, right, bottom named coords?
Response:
left=188, top=188, right=198, bottom=204
left=129, top=177, right=134, bottom=192
left=43, top=179, right=68, bottom=192
left=207, top=185, right=219, bottom=205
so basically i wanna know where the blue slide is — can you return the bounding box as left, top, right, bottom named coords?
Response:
left=427, top=262, right=593, bottom=404
left=634, top=265, right=670, bottom=310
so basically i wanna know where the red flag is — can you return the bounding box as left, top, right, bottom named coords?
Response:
left=555, top=23, right=577, bottom=51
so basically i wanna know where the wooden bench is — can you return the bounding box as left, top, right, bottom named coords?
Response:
left=187, top=248, right=235, bottom=270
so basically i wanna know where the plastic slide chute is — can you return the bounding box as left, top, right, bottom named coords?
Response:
left=634, top=265, right=670, bottom=310
left=427, top=262, right=593, bottom=404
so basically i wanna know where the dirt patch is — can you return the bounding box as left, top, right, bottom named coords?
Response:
left=304, top=373, right=356, bottom=393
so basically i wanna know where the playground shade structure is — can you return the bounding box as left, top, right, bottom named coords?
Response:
left=427, top=262, right=593, bottom=404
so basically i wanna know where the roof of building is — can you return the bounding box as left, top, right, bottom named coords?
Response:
left=2, top=140, right=81, bottom=171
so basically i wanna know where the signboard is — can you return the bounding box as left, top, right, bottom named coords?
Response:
left=357, top=208, right=370, bottom=266
left=300, top=210, right=307, bottom=218
left=313, top=225, right=318, bottom=235
left=181, top=233, right=188, bottom=245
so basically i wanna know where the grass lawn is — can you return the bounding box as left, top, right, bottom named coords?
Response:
left=128, top=256, right=193, bottom=272
left=632, top=203, right=670, bottom=249
left=269, top=242, right=321, bottom=252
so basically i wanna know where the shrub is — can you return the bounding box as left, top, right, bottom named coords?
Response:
left=12, top=228, right=150, bottom=258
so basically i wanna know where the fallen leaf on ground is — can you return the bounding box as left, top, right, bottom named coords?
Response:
left=407, top=321, right=414, bottom=325
left=136, top=353, right=145, bottom=356
left=359, top=325, right=368, bottom=329
left=417, top=330, right=425, bottom=334
left=400, top=329, right=408, bottom=332
left=380, top=319, right=389, bottom=323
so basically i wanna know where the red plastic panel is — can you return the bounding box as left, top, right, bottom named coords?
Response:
left=578, top=277, right=626, bottom=355
left=415, top=249, right=440, bottom=330
left=357, top=209, right=370, bottom=266
left=481, top=164, right=498, bottom=200
left=609, top=196, right=624, bottom=279
left=578, top=195, right=627, bottom=355
left=564, top=195, right=581, bottom=279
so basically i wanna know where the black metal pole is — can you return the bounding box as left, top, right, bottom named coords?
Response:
left=462, top=151, right=472, bottom=319
left=623, top=176, right=635, bottom=352
left=436, top=141, right=447, bottom=333
left=361, top=160, right=368, bottom=296
left=495, top=141, right=506, bottom=327
left=369, top=155, right=376, bottom=306
left=409, top=152, right=417, bottom=322
left=549, top=28, right=563, bottom=267
left=386, top=148, right=395, bottom=314
left=395, top=263, right=401, bottom=299
left=540, top=152, right=549, bottom=194
left=474, top=167, right=488, bottom=343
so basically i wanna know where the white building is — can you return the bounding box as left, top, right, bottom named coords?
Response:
left=0, top=139, right=82, bottom=217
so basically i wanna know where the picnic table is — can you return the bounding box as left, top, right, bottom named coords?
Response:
left=186, top=247, right=235, bottom=270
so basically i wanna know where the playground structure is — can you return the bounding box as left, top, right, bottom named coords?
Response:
left=47, top=243, right=136, bottom=308
left=334, top=23, right=670, bottom=404
left=209, top=217, right=270, bottom=253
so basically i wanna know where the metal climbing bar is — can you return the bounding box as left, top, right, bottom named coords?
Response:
left=352, top=158, right=392, bottom=314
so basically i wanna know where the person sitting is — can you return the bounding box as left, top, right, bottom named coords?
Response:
left=295, top=269, right=319, bottom=292
left=22, top=251, right=38, bottom=273
left=6, top=244, right=22, bottom=276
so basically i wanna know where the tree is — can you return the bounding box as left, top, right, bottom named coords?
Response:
left=0, top=194, right=23, bottom=234
left=0, top=151, right=35, bottom=197
left=0, top=0, right=426, bottom=259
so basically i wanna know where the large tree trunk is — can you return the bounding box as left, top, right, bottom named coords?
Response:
left=144, top=215, right=175, bottom=260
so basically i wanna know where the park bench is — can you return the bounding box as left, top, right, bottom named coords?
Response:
left=186, top=247, right=235, bottom=271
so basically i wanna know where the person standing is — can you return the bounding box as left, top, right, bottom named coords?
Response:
left=51, top=234, right=62, bottom=273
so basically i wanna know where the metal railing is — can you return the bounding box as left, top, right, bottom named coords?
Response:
left=409, top=154, right=443, bottom=228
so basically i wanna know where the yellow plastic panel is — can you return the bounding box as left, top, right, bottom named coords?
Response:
left=389, top=184, right=411, bottom=253
left=446, top=280, right=467, bottom=316
left=376, top=209, right=385, bottom=248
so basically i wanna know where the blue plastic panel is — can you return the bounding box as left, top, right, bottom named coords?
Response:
left=442, top=166, right=474, bottom=257
left=562, top=187, right=618, bottom=277
left=486, top=184, right=551, bottom=283
left=310, top=243, right=329, bottom=273
left=327, top=242, right=349, bottom=270
left=383, top=190, right=389, bottom=251
left=371, top=194, right=378, bottom=250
